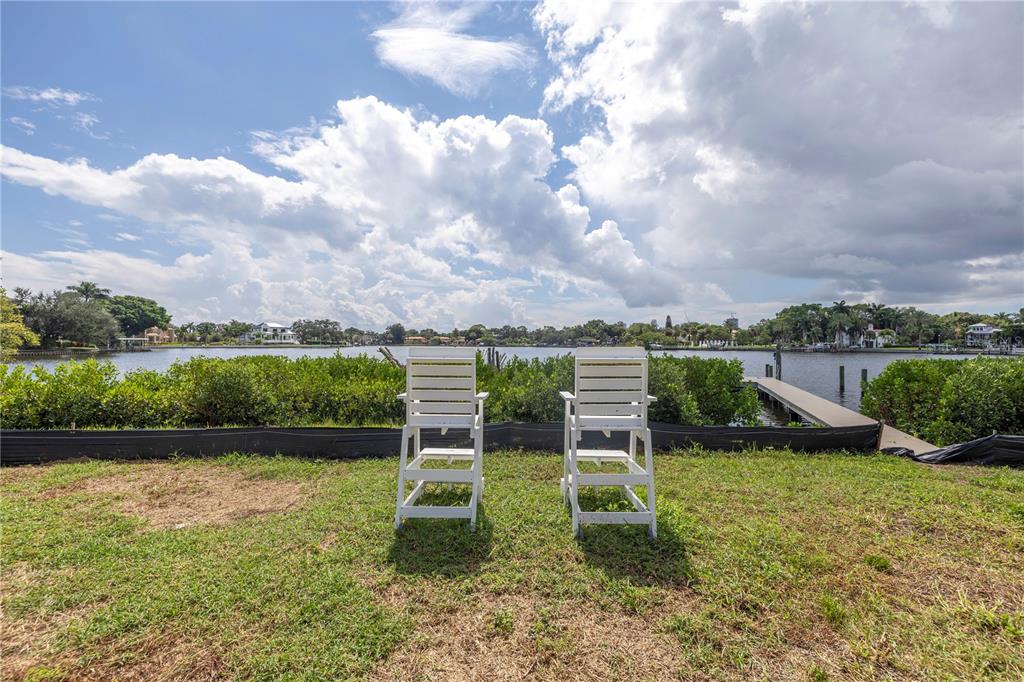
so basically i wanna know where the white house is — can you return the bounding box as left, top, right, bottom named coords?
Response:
left=240, top=322, right=296, bottom=344
left=965, top=323, right=1000, bottom=347
left=864, top=325, right=896, bottom=349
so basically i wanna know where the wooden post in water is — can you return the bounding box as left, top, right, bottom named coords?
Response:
left=839, top=365, right=845, bottom=392
left=765, top=364, right=773, bottom=378
left=861, top=368, right=868, bottom=385
left=774, top=343, right=783, bottom=381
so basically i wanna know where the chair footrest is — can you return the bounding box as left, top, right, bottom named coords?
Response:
left=578, top=510, right=652, bottom=524
left=574, top=449, right=630, bottom=461
left=404, top=467, right=474, bottom=483
left=418, top=447, right=475, bottom=458
left=576, top=472, right=649, bottom=486
left=399, top=505, right=473, bottom=519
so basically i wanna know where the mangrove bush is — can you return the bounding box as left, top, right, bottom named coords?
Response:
left=861, top=356, right=1024, bottom=445
left=0, top=353, right=760, bottom=430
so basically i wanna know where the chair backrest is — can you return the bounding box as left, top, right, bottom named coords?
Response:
left=573, top=347, right=648, bottom=422
left=406, top=347, right=477, bottom=427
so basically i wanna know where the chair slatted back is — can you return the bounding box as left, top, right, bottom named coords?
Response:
left=574, top=348, right=648, bottom=421
left=406, top=347, right=477, bottom=427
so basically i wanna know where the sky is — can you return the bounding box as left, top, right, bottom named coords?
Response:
left=1, top=1, right=1022, bottom=329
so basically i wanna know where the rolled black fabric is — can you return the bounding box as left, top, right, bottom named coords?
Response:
left=890, top=434, right=1024, bottom=467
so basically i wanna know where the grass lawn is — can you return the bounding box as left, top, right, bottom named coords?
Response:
left=2, top=450, right=1022, bottom=681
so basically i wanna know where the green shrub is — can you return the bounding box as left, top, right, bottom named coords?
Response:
left=650, top=356, right=760, bottom=426
left=0, top=364, right=42, bottom=429
left=102, top=370, right=169, bottom=428
left=6, top=360, right=118, bottom=429
left=860, top=359, right=964, bottom=435
left=862, top=357, right=1024, bottom=445
left=927, top=358, right=1024, bottom=445
left=1, top=352, right=765, bottom=429
left=165, top=358, right=279, bottom=426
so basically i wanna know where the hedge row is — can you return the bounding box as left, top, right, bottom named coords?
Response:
left=0, top=354, right=761, bottom=429
left=860, top=357, right=1024, bottom=446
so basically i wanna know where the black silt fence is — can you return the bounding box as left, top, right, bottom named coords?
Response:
left=0, top=422, right=882, bottom=466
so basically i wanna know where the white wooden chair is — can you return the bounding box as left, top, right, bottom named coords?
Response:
left=560, top=348, right=657, bottom=538
left=395, top=347, right=487, bottom=531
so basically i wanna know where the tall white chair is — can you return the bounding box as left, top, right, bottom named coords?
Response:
left=395, top=347, right=487, bottom=531
left=560, top=348, right=657, bottom=538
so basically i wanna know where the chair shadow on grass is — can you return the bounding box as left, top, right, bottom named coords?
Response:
left=574, top=487, right=695, bottom=588
left=387, top=485, right=493, bottom=577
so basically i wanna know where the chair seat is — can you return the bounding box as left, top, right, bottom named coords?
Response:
left=407, top=415, right=477, bottom=428
left=576, top=416, right=645, bottom=430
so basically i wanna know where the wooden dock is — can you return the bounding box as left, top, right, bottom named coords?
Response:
left=746, top=376, right=936, bottom=454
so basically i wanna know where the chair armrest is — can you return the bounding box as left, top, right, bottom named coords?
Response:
left=475, top=391, right=489, bottom=401
left=559, top=391, right=576, bottom=402
left=647, top=395, right=658, bottom=403
left=397, top=392, right=407, bottom=401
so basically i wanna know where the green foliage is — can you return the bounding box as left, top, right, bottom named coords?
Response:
left=1, top=287, right=40, bottom=361
left=104, top=295, right=172, bottom=336
left=1, top=353, right=760, bottom=429
left=860, top=359, right=964, bottom=435
left=651, top=356, right=760, bottom=425
left=861, top=357, right=1024, bottom=445
left=927, top=358, right=1024, bottom=445
left=19, top=290, right=122, bottom=348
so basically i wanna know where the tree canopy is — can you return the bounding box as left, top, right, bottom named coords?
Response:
left=104, top=295, right=172, bottom=336
left=0, top=287, right=41, bottom=360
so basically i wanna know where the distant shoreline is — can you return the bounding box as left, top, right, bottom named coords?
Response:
left=13, top=343, right=1011, bottom=361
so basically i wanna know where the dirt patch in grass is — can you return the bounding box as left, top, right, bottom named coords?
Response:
left=39, top=463, right=307, bottom=530
left=74, top=632, right=224, bottom=682
left=370, top=590, right=689, bottom=682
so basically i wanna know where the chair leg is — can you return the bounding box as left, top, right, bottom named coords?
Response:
left=643, top=428, right=657, bottom=539
left=395, top=426, right=409, bottom=530
left=570, top=428, right=580, bottom=537
left=561, top=407, right=570, bottom=500
left=469, top=427, right=482, bottom=531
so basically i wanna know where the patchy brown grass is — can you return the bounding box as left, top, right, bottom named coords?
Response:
left=370, top=591, right=688, bottom=682
left=38, top=463, right=307, bottom=530
left=2, top=452, right=1022, bottom=681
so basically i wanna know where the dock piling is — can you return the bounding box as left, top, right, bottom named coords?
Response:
left=861, top=368, right=868, bottom=385
left=839, top=365, right=845, bottom=393
left=765, top=364, right=773, bottom=378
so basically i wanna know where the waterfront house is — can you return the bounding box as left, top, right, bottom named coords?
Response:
left=240, top=322, right=297, bottom=344
left=144, top=326, right=177, bottom=345
left=405, top=336, right=428, bottom=345
left=864, top=326, right=896, bottom=349
left=965, top=323, right=1000, bottom=347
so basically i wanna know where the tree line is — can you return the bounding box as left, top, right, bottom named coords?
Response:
left=1, top=282, right=171, bottom=357
left=2, top=280, right=1021, bottom=360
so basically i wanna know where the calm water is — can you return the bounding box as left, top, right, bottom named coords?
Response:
left=13, top=345, right=981, bottom=410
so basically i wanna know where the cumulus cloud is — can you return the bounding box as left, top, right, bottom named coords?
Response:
left=2, top=85, right=97, bottom=106
left=535, top=1, right=1024, bottom=310
left=1, top=96, right=678, bottom=325
left=372, top=3, right=534, bottom=97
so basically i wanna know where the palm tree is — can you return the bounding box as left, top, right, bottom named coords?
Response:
left=866, top=302, right=888, bottom=328
left=829, top=300, right=851, bottom=346
left=66, top=281, right=111, bottom=302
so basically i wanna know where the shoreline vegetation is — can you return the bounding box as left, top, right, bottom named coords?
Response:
left=861, top=357, right=1024, bottom=446
left=3, top=284, right=1022, bottom=359
left=0, top=354, right=762, bottom=431
left=4, top=351, right=1022, bottom=447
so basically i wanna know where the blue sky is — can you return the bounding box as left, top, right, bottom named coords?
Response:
left=2, top=1, right=1022, bottom=328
